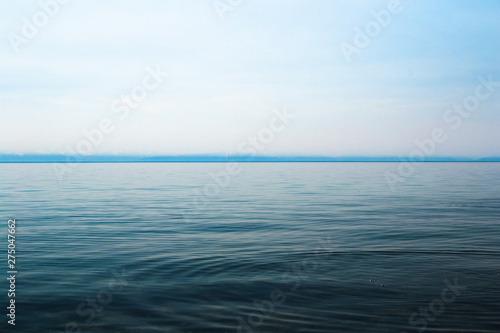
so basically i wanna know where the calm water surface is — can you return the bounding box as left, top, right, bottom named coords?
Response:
left=0, top=163, right=499, bottom=332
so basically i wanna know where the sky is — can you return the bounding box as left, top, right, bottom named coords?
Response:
left=0, top=0, right=499, bottom=157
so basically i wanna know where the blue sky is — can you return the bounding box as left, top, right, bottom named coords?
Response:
left=0, top=0, right=499, bottom=157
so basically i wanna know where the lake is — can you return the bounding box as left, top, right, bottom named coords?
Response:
left=1, top=162, right=499, bottom=332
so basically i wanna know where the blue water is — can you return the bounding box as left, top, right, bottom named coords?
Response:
left=1, top=162, right=499, bottom=332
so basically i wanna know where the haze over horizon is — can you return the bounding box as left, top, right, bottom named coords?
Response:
left=1, top=0, right=499, bottom=158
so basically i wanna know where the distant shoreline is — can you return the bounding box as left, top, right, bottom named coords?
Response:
left=1, top=155, right=499, bottom=163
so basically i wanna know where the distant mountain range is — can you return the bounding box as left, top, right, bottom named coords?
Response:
left=1, top=154, right=500, bottom=163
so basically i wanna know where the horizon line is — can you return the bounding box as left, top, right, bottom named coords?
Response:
left=1, top=154, right=500, bottom=163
